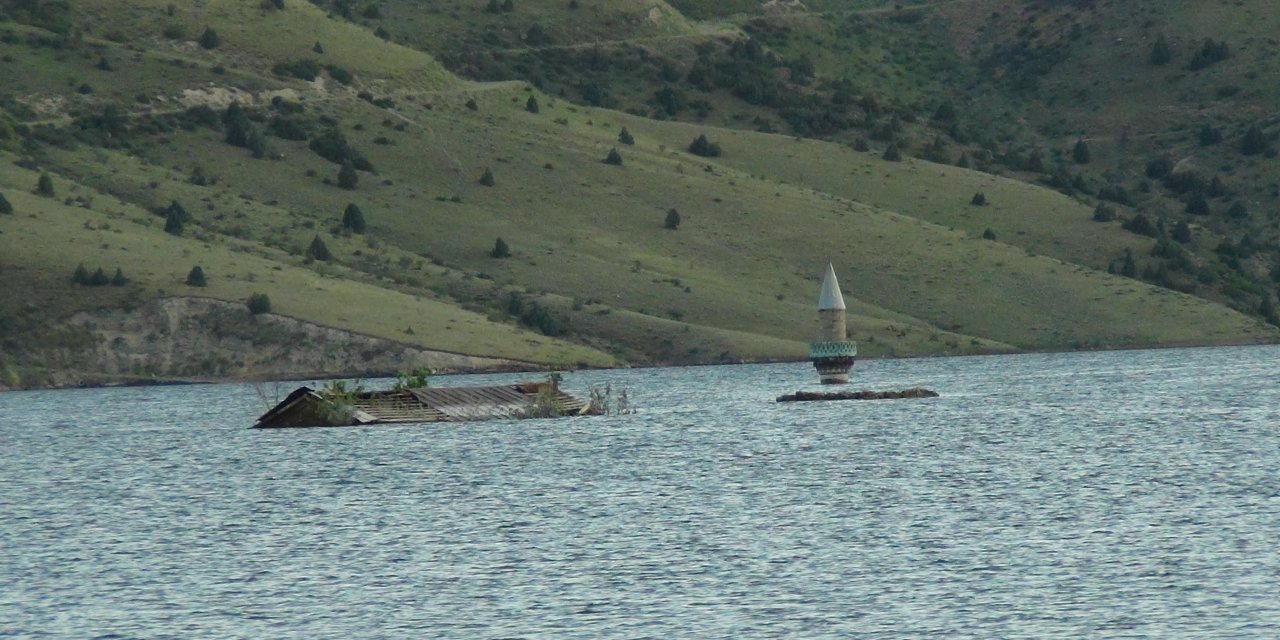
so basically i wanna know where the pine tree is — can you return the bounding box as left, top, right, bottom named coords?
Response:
left=337, top=160, right=358, bottom=190
left=1072, top=138, right=1091, bottom=164
left=342, top=203, right=366, bottom=233
left=1185, top=192, right=1210, bottom=215
left=164, top=208, right=185, bottom=235
left=1150, top=34, right=1172, bottom=66
left=72, top=264, right=89, bottom=284
left=307, top=235, right=331, bottom=261
left=664, top=208, right=681, bottom=230
left=479, top=167, right=495, bottom=186
left=1226, top=200, right=1249, bottom=220
left=1121, top=249, right=1137, bottom=277
left=36, top=174, right=54, bottom=197
left=198, top=27, right=219, bottom=49
left=618, top=127, right=634, bottom=145
left=247, top=293, right=272, bottom=315
left=525, top=95, right=539, bottom=113
left=882, top=143, right=901, bottom=162
left=982, top=228, right=996, bottom=241
left=111, top=268, right=128, bottom=286
left=688, top=134, right=721, bottom=157
left=185, top=266, right=207, bottom=287
left=491, top=237, right=511, bottom=258
left=970, top=192, right=987, bottom=206
left=89, top=267, right=109, bottom=286
left=0, top=193, right=11, bottom=214
left=1172, top=220, right=1192, bottom=243
left=1241, top=125, right=1269, bottom=156
left=603, top=148, right=623, bottom=165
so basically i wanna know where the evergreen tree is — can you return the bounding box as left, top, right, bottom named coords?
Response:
left=664, top=208, right=681, bottom=230
left=164, top=208, right=185, bottom=235
left=1150, top=33, right=1172, bottom=66
left=618, top=127, right=634, bottom=145
left=1226, top=200, right=1249, bottom=220
left=1121, top=249, right=1137, bottom=277
left=72, top=264, right=89, bottom=285
left=882, top=143, right=901, bottom=162
left=970, top=192, right=987, bottom=206
left=491, top=237, right=511, bottom=258
left=247, top=293, right=271, bottom=315
left=307, top=235, right=331, bottom=261
left=955, top=152, right=970, bottom=169
left=89, top=267, right=109, bottom=286
left=688, top=134, right=721, bottom=157
left=313, top=41, right=324, bottom=53
left=1072, top=138, right=1091, bottom=164
left=1198, top=123, right=1223, bottom=146
left=1172, top=220, right=1192, bottom=243
left=0, top=193, right=11, bottom=214
left=337, top=160, right=358, bottom=190
left=1185, top=192, right=1210, bottom=215
left=603, top=148, right=623, bottom=165
left=479, top=167, right=495, bottom=186
left=185, top=265, right=207, bottom=287
left=111, top=268, right=128, bottom=286
left=342, top=203, right=366, bottom=233
left=36, top=174, right=54, bottom=197
left=1241, top=125, right=1270, bottom=156
left=198, top=27, right=219, bottom=49
left=1260, top=296, right=1279, bottom=326
left=1092, top=204, right=1117, bottom=222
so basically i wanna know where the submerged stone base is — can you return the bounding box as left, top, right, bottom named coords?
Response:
left=776, top=387, right=938, bottom=403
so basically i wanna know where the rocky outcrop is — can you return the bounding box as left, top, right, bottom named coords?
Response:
left=6, top=297, right=530, bottom=389
left=776, top=387, right=939, bottom=402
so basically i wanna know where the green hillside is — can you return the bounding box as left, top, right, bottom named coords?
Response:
left=1, top=0, right=1277, bottom=387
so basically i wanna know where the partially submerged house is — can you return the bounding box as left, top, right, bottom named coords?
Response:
left=253, top=380, right=595, bottom=428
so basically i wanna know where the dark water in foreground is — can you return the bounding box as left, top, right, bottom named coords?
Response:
left=2, top=346, right=1280, bottom=638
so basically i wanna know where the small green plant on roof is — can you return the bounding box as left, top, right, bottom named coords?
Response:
left=392, top=367, right=432, bottom=391
left=247, top=292, right=271, bottom=315
left=185, top=265, right=207, bottom=287
left=36, top=174, right=54, bottom=197
left=479, top=167, right=495, bottom=186
left=664, top=207, right=681, bottom=230
left=525, top=95, right=540, bottom=113
left=318, top=379, right=364, bottom=423
left=603, top=148, right=623, bottom=165
left=0, top=193, right=12, bottom=214
left=522, top=373, right=567, bottom=418
left=688, top=134, right=721, bottom=157
left=491, top=237, right=511, bottom=258
left=618, top=127, right=634, bottom=145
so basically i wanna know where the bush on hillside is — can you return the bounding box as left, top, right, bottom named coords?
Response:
left=688, top=134, right=721, bottom=157
left=491, top=237, right=511, bottom=258
left=341, top=203, right=366, bottom=233
left=882, top=143, right=901, bottom=162
left=1072, top=138, right=1091, bottom=164
left=186, top=266, right=207, bottom=287
left=198, top=27, right=219, bottom=49
left=618, top=127, right=634, bottom=145
left=970, top=192, right=987, bottom=206
left=306, top=235, right=331, bottom=261
left=1187, top=39, right=1230, bottom=71
left=1149, top=34, right=1172, bottom=66
left=337, top=161, right=358, bottom=190
left=36, top=173, right=54, bottom=197
left=479, top=167, right=495, bottom=186
left=0, top=193, right=11, bottom=214
left=664, top=208, right=681, bottom=230
left=247, top=293, right=271, bottom=315
left=603, top=148, right=623, bottom=165
left=272, top=59, right=323, bottom=81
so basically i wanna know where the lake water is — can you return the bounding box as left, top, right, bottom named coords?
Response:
left=3, top=346, right=1280, bottom=638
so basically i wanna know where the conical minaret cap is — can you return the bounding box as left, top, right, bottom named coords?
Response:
left=817, top=263, right=846, bottom=310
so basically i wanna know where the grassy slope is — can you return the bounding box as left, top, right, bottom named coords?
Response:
left=2, top=0, right=1277, bottom=384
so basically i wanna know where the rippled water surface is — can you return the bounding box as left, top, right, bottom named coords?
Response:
left=3, top=346, right=1280, bottom=638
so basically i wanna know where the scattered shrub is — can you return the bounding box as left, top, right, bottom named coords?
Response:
left=618, top=127, right=634, bottom=145
left=1150, top=34, right=1172, bottom=66
left=525, top=95, right=540, bottom=113
left=307, top=235, right=331, bottom=261
left=36, top=173, right=54, bottom=197
left=247, top=293, right=271, bottom=315
left=882, top=143, right=901, bottom=162
left=1072, top=138, right=1090, bottom=164
left=0, top=193, right=11, bottom=214
left=603, top=148, right=623, bottom=165
left=337, top=160, right=358, bottom=190
left=198, top=27, right=219, bottom=49
left=186, top=265, right=207, bottom=287
left=1092, top=204, right=1117, bottom=222
left=491, top=237, right=511, bottom=258
left=342, top=203, right=366, bottom=233
left=970, top=192, right=987, bottom=206
left=479, top=167, right=495, bottom=186
left=688, top=134, right=721, bottom=157
left=664, top=208, right=681, bottom=230
left=982, top=228, right=996, bottom=240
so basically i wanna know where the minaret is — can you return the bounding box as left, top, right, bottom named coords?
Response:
left=809, top=263, right=857, bottom=384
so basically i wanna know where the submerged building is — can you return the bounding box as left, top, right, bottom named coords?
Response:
left=809, top=263, right=857, bottom=384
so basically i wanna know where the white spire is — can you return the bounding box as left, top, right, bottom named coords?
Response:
left=817, top=263, right=846, bottom=310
